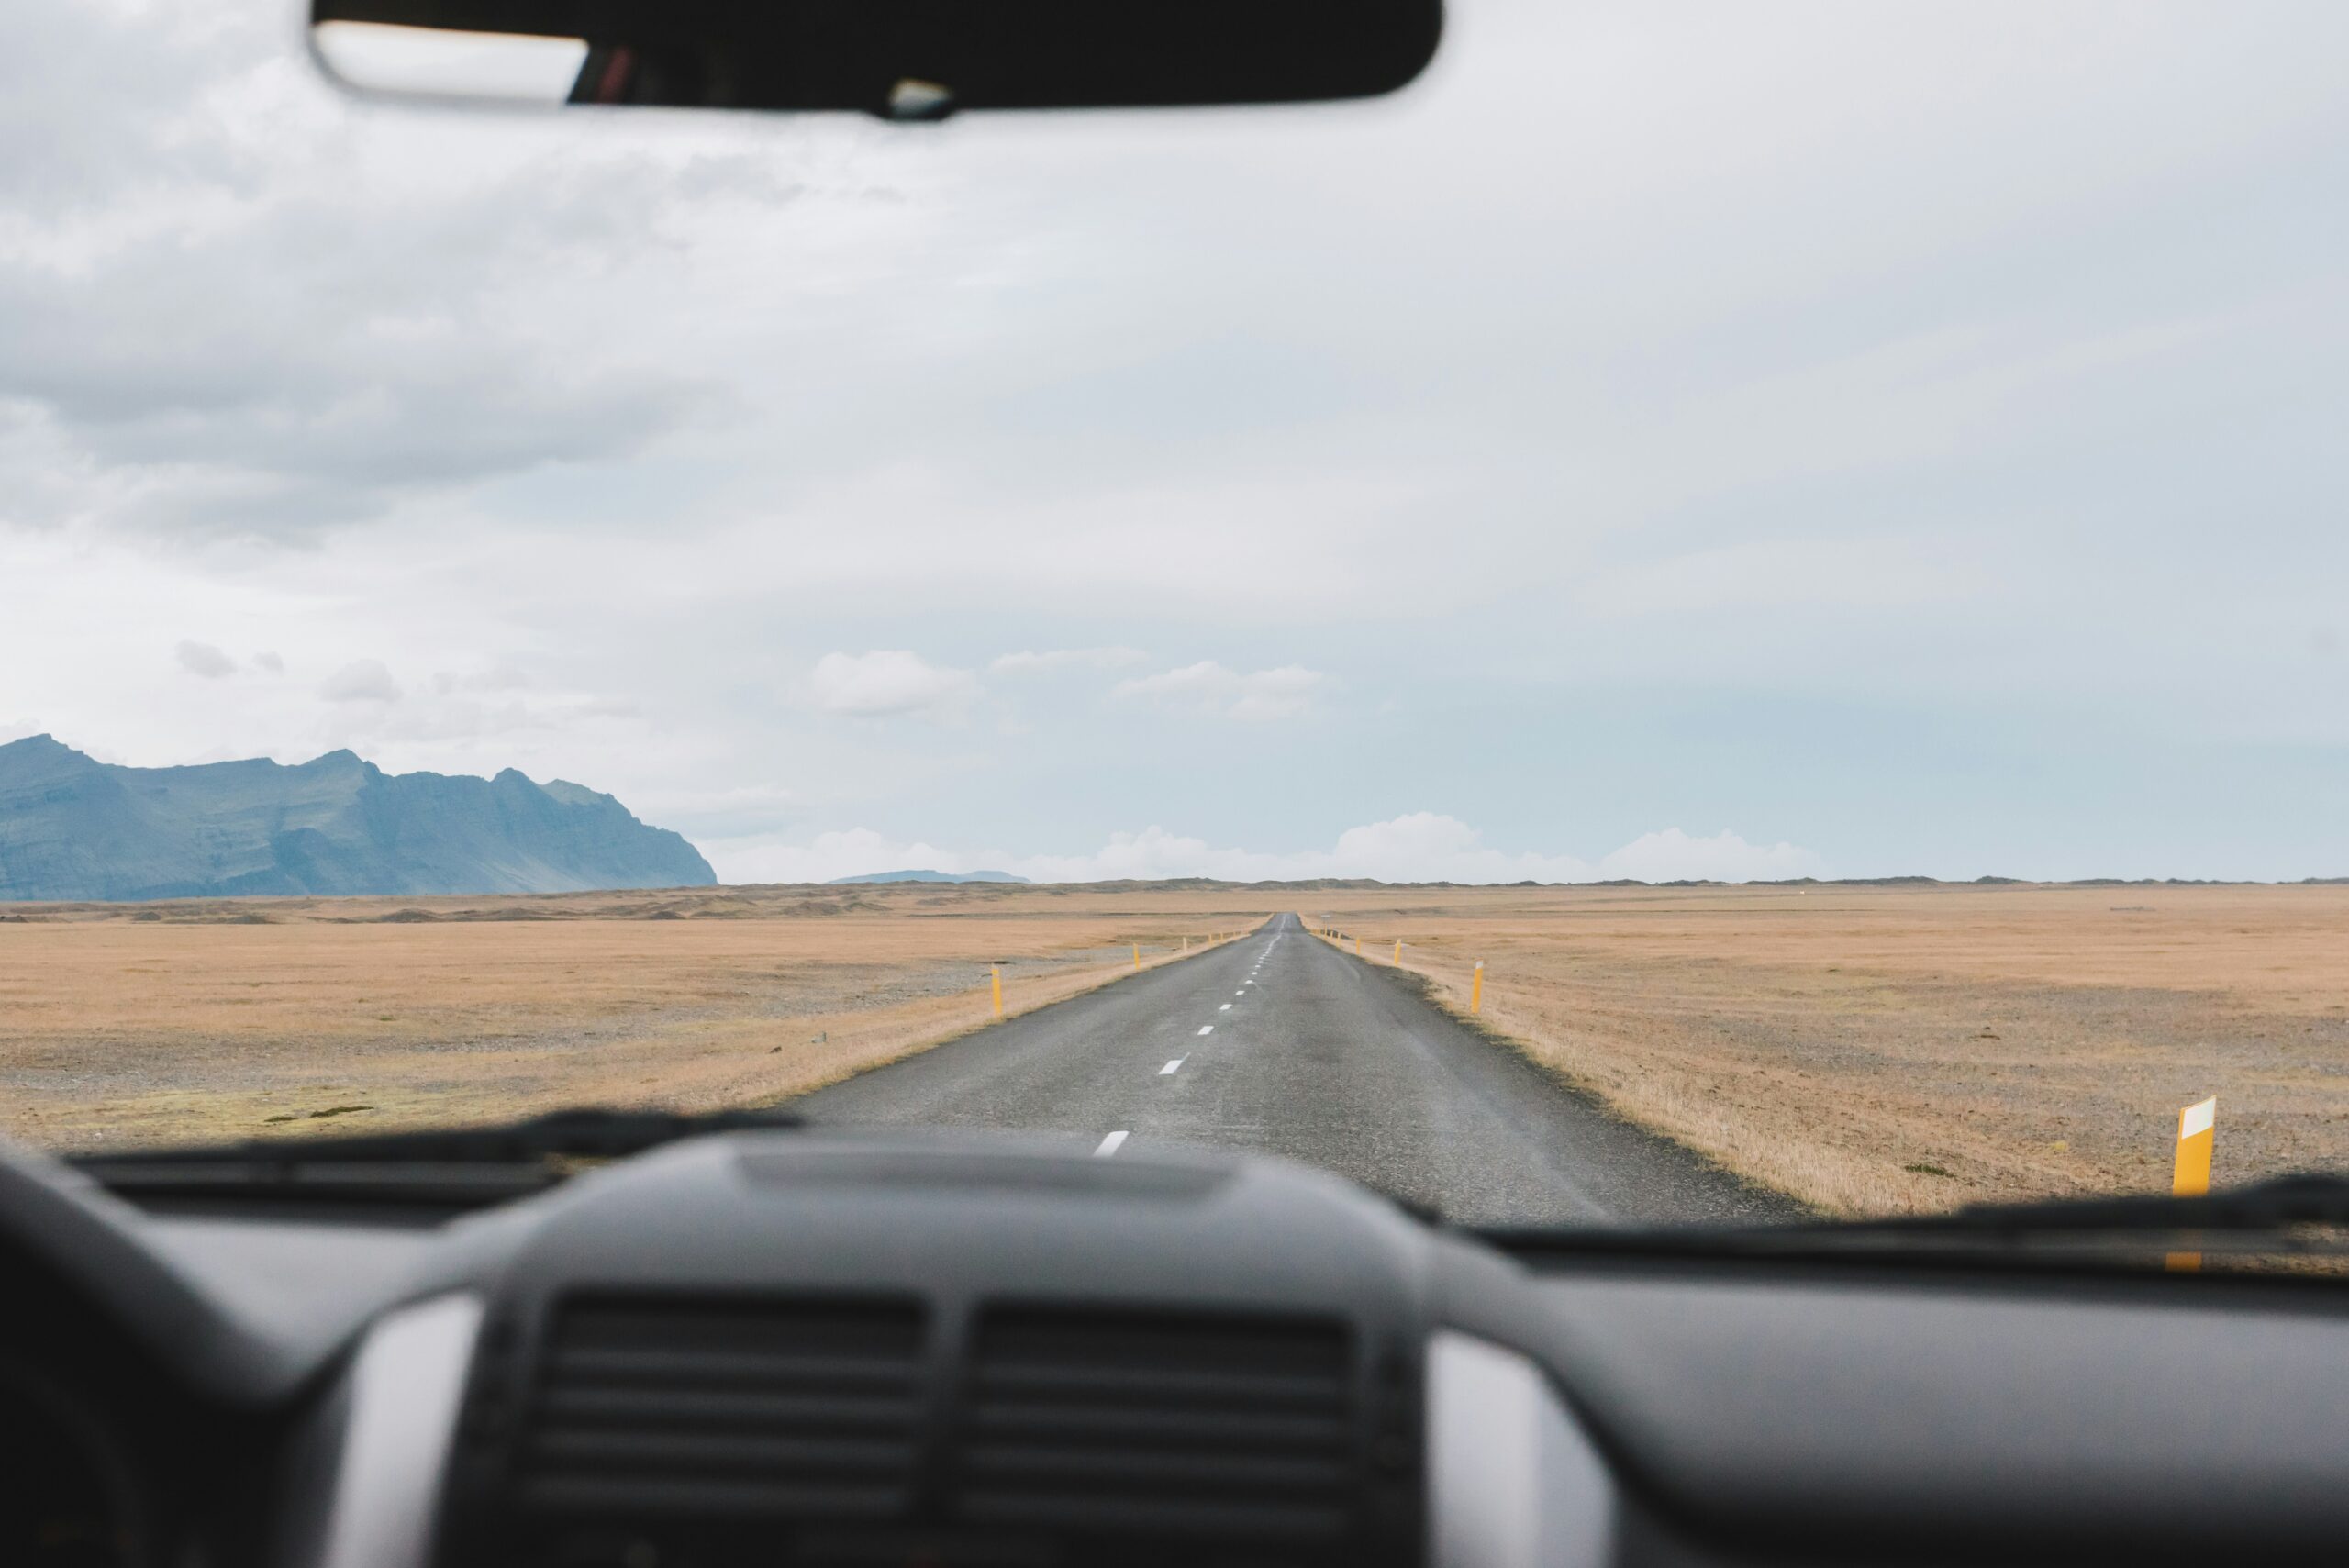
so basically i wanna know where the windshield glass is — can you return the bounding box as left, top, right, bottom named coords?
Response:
left=2, top=1, right=2343, bottom=1229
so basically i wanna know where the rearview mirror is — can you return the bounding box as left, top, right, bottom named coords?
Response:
left=310, top=0, right=1442, bottom=117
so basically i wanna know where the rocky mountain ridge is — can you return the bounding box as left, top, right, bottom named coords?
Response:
left=0, top=735, right=715, bottom=901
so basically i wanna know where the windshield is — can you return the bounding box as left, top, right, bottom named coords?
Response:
left=2, top=1, right=2343, bottom=1231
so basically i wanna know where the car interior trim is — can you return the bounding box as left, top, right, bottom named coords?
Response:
left=315, top=1293, right=484, bottom=1568
left=1427, top=1328, right=1611, bottom=1568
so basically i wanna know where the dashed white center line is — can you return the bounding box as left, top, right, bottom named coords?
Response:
left=1219, top=1003, right=1231, bottom=1011
left=1236, top=990, right=1246, bottom=995
left=1094, top=1130, right=1129, bottom=1156
left=1197, top=1025, right=1214, bottom=1036
left=1160, top=1058, right=1184, bottom=1075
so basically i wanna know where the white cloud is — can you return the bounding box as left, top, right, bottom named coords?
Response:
left=252, top=651, right=284, bottom=674
left=4, top=1, right=2343, bottom=883
left=989, top=646, right=1149, bottom=675
left=1324, top=813, right=1584, bottom=884
left=319, top=659, right=400, bottom=705
left=1009, top=827, right=1285, bottom=884
left=807, top=650, right=979, bottom=720
left=1112, top=661, right=1326, bottom=723
left=704, top=812, right=1816, bottom=886
left=174, top=639, right=235, bottom=678
left=718, top=827, right=972, bottom=885
left=1595, top=827, right=1818, bottom=883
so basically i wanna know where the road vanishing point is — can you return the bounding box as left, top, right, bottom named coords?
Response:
left=791, top=911, right=1798, bottom=1226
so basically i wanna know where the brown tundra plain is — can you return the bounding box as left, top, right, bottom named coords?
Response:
left=4, top=879, right=2344, bottom=1217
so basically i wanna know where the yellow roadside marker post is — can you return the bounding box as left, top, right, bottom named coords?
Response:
left=1354, top=935, right=1362, bottom=956
left=2175, top=1096, right=2216, bottom=1195
left=1132, top=943, right=1141, bottom=970
left=2169, top=1095, right=2216, bottom=1272
left=1471, top=961, right=1485, bottom=1014
left=991, top=965, right=1003, bottom=1018
left=1393, top=940, right=1402, bottom=964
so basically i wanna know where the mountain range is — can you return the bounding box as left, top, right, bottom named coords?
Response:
left=0, top=735, right=714, bottom=902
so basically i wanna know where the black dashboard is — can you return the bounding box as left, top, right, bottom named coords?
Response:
left=6, top=1127, right=2349, bottom=1568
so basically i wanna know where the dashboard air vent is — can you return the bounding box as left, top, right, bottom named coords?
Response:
left=957, top=1307, right=1359, bottom=1551
left=518, top=1295, right=926, bottom=1523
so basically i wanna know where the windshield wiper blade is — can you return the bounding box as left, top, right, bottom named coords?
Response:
left=1473, top=1174, right=2349, bottom=1269
left=69, top=1106, right=803, bottom=1218
left=1792, top=1173, right=2349, bottom=1240
left=74, top=1104, right=805, bottom=1168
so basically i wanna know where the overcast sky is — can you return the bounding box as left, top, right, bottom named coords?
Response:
left=3, top=0, right=2344, bottom=884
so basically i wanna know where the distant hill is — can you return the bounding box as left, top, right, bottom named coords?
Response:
left=0, top=735, right=714, bottom=902
left=828, top=868, right=1029, bottom=884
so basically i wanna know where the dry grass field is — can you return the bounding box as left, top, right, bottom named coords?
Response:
left=5, top=879, right=2346, bottom=1218
left=1301, top=882, right=2349, bottom=1213
left=0, top=882, right=1264, bottom=1151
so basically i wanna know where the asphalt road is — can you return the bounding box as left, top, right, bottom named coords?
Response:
left=791, top=912, right=1799, bottom=1227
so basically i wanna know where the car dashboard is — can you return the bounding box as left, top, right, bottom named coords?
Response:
left=6, top=1127, right=2349, bottom=1568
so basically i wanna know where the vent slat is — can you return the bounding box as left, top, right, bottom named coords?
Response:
left=541, top=1385, right=918, bottom=1432
left=974, top=1363, right=1348, bottom=1407
left=529, top=1429, right=915, bottom=1474
left=520, top=1475, right=912, bottom=1518
left=959, top=1491, right=1354, bottom=1540
left=551, top=1347, right=919, bottom=1390
left=964, top=1444, right=1352, bottom=1490
left=971, top=1401, right=1347, bottom=1448
left=957, top=1308, right=1360, bottom=1548
left=518, top=1296, right=925, bottom=1524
